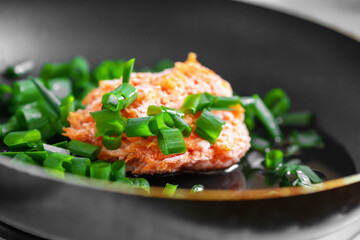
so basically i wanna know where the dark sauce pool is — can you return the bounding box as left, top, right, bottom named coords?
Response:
left=129, top=130, right=357, bottom=190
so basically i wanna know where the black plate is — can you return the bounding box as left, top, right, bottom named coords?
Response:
left=0, top=0, right=360, bottom=239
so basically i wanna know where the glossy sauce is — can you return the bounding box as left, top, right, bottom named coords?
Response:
left=131, top=131, right=357, bottom=190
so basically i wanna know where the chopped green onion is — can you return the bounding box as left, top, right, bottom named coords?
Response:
left=41, top=143, right=71, bottom=155
left=31, top=77, right=61, bottom=115
left=3, top=129, right=41, bottom=151
left=153, top=59, right=174, bottom=72
left=47, top=78, right=72, bottom=100
left=69, top=56, right=90, bottom=86
left=251, top=136, right=271, bottom=153
left=15, top=104, right=43, bottom=129
left=0, top=152, right=17, bottom=158
left=190, top=184, right=205, bottom=193
left=211, top=96, right=240, bottom=110
left=147, top=105, right=184, bottom=118
left=60, top=95, right=75, bottom=126
left=6, top=60, right=34, bottom=78
left=52, top=141, right=68, bottom=149
left=71, top=157, right=91, bottom=176
left=12, top=152, right=36, bottom=165
left=1, top=116, right=21, bottom=139
left=170, top=114, right=192, bottom=137
left=43, top=152, right=74, bottom=176
left=291, top=130, right=324, bottom=148
left=149, top=112, right=174, bottom=135
left=113, top=177, right=133, bottom=185
left=297, top=165, right=322, bottom=184
left=263, top=88, right=290, bottom=117
left=240, top=96, right=256, bottom=107
left=40, top=62, right=70, bottom=81
left=125, top=117, right=155, bottom=138
left=90, top=160, right=111, bottom=180
left=198, top=92, right=217, bottom=110
left=157, top=128, right=187, bottom=155
left=101, top=91, right=125, bottom=111
left=244, top=107, right=256, bottom=131
left=25, top=151, right=49, bottom=164
left=278, top=112, right=314, bottom=127
left=36, top=98, right=58, bottom=119
left=265, top=149, right=283, bottom=170
left=180, top=93, right=201, bottom=114
left=194, top=109, right=225, bottom=144
left=114, top=83, right=138, bottom=108
left=122, top=58, right=135, bottom=84
left=252, top=94, right=282, bottom=142
left=90, top=109, right=126, bottom=137
left=285, top=144, right=301, bottom=157
left=279, top=163, right=300, bottom=186
left=128, top=178, right=150, bottom=193
left=162, top=183, right=178, bottom=197
left=92, top=60, right=125, bottom=83
left=0, top=84, right=12, bottom=103
left=12, top=79, right=42, bottom=104
left=103, top=135, right=122, bottom=150
left=111, top=160, right=126, bottom=181
left=68, top=140, right=101, bottom=161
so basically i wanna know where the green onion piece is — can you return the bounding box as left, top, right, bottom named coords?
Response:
left=15, top=103, right=42, bottom=129
left=31, top=77, right=61, bottom=115
left=170, top=114, right=192, bottom=137
left=180, top=93, right=201, bottom=114
left=42, top=143, right=71, bottom=155
left=111, top=160, right=126, bottom=181
left=149, top=112, right=174, bottom=135
left=153, top=59, right=174, bottom=72
left=6, top=60, right=34, bottom=78
left=157, top=128, right=187, bottom=155
left=25, top=151, right=49, bottom=165
left=240, top=96, right=256, bottom=107
left=278, top=112, right=314, bottom=127
left=297, top=165, right=322, bottom=184
left=0, top=84, right=12, bottom=103
left=90, top=109, right=126, bottom=137
left=36, top=98, right=58, bottom=119
left=198, top=92, right=218, bottom=110
left=279, top=163, right=300, bottom=186
left=3, top=129, right=41, bottom=151
left=125, top=117, right=155, bottom=138
left=251, top=136, right=271, bottom=153
left=162, top=183, right=178, bottom=197
left=90, top=160, right=111, bottom=180
left=47, top=78, right=72, bottom=100
left=103, top=135, right=122, bottom=150
left=253, top=94, right=282, bottom=142
left=0, top=152, right=17, bottom=158
left=212, top=96, right=241, bottom=110
left=52, top=141, right=68, bottom=149
left=43, top=152, right=74, bottom=176
left=122, top=58, right=135, bottom=84
left=147, top=105, right=184, bottom=118
left=101, top=91, right=125, bottom=111
left=194, top=109, right=225, bottom=144
left=60, top=95, right=75, bottom=126
left=265, top=149, right=283, bottom=170
left=291, top=130, right=324, bottom=148
left=40, top=62, right=70, bottom=81
left=12, top=152, right=36, bottom=165
left=69, top=56, right=90, bottom=85
left=244, top=107, right=256, bottom=131
left=117, top=83, right=138, bottom=108
left=128, top=178, right=150, bottom=193
left=190, top=184, right=205, bottom=193
left=294, top=169, right=312, bottom=186
left=92, top=60, right=125, bottom=83
left=263, top=88, right=290, bottom=117
left=1, top=116, right=21, bottom=139
left=71, top=157, right=91, bottom=176
left=12, top=79, right=42, bottom=105
left=68, top=140, right=101, bottom=161
left=285, top=144, right=300, bottom=157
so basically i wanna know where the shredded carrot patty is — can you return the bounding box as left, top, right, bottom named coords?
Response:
left=63, top=53, right=251, bottom=174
